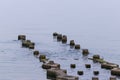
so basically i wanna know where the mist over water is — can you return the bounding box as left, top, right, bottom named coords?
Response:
left=0, top=0, right=120, bottom=80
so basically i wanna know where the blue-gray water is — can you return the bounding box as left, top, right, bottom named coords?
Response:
left=0, top=0, right=120, bottom=80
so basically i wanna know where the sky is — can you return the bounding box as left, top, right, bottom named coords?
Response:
left=0, top=0, right=120, bottom=29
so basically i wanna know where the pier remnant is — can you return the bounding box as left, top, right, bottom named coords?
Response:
left=33, top=50, right=39, bottom=56
left=39, top=55, right=46, bottom=62
left=42, top=61, right=60, bottom=69
left=70, top=64, right=76, bottom=68
left=82, top=49, right=89, bottom=55
left=47, top=68, right=67, bottom=79
left=93, top=71, right=99, bottom=75
left=77, top=71, right=84, bottom=75
left=101, top=63, right=119, bottom=69
left=111, top=68, right=120, bottom=76
left=62, top=35, right=67, bottom=43
left=93, top=55, right=100, bottom=59
left=75, top=44, right=80, bottom=49
left=29, top=44, right=35, bottom=49
left=53, top=32, right=58, bottom=37
left=92, top=77, right=99, bottom=80
left=18, top=35, right=26, bottom=40
left=85, top=64, right=91, bottom=68
left=57, top=75, right=79, bottom=80
left=109, top=76, right=117, bottom=80
left=57, top=34, right=62, bottom=41
left=70, top=40, right=75, bottom=46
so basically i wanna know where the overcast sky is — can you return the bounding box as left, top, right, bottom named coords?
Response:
left=0, top=0, right=120, bottom=30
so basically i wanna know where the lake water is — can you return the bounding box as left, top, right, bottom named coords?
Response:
left=0, top=0, right=120, bottom=80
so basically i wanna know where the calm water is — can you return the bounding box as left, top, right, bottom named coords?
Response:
left=0, top=0, right=120, bottom=80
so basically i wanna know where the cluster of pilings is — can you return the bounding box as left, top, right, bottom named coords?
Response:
left=18, top=35, right=35, bottom=49
left=18, top=33, right=120, bottom=80
left=18, top=35, right=79, bottom=80
left=53, top=32, right=89, bottom=56
left=52, top=32, right=120, bottom=80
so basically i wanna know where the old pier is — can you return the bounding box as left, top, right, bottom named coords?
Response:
left=17, top=33, right=120, bottom=80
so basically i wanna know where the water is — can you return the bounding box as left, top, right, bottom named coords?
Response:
left=0, top=0, right=120, bottom=80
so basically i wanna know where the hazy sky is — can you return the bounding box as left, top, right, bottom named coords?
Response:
left=0, top=0, right=120, bottom=28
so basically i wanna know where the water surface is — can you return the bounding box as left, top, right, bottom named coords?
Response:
left=0, top=0, right=120, bottom=80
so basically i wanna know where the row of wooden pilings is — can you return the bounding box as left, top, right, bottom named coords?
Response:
left=18, top=35, right=78, bottom=80
left=53, top=32, right=89, bottom=56
left=18, top=34, right=120, bottom=80
left=52, top=32, right=120, bottom=80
